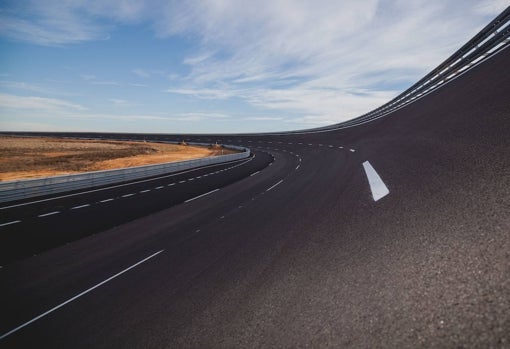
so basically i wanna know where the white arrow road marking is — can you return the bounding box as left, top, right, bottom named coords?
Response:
left=362, top=161, right=390, bottom=201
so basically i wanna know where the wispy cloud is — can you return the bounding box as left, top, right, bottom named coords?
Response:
left=0, top=93, right=86, bottom=111
left=158, top=0, right=507, bottom=125
left=1, top=0, right=507, bottom=130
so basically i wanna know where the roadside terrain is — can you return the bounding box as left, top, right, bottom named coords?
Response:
left=0, top=136, right=235, bottom=181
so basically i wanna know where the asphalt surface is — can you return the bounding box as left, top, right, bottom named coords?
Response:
left=0, top=47, right=509, bottom=348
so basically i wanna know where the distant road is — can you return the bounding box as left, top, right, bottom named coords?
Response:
left=1, top=47, right=509, bottom=348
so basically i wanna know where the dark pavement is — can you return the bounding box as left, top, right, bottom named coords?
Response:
left=0, top=47, right=509, bottom=348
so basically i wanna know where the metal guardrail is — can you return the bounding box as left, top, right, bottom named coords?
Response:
left=302, top=6, right=510, bottom=132
left=0, top=143, right=250, bottom=204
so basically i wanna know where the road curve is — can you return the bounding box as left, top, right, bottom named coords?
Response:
left=0, top=48, right=509, bottom=348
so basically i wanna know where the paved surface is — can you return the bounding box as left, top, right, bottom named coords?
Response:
left=0, top=47, right=509, bottom=348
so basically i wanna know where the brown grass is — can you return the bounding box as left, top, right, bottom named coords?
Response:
left=0, top=136, right=237, bottom=181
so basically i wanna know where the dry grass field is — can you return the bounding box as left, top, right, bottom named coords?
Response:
left=0, top=136, right=237, bottom=181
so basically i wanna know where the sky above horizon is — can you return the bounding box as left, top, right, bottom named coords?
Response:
left=0, top=1, right=508, bottom=134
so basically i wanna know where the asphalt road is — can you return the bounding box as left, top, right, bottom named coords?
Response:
left=0, top=47, right=509, bottom=348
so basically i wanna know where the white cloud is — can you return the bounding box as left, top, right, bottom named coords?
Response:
left=0, top=93, right=86, bottom=111
left=132, top=69, right=151, bottom=78
left=1, top=0, right=507, bottom=129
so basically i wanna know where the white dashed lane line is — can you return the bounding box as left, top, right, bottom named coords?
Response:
left=38, top=211, right=60, bottom=218
left=100, top=198, right=114, bottom=203
left=266, top=179, right=284, bottom=192
left=155, top=186, right=164, bottom=189
left=0, top=220, right=21, bottom=227
left=350, top=149, right=356, bottom=152
left=121, top=193, right=135, bottom=198
left=70, top=204, right=90, bottom=210
left=139, top=189, right=151, bottom=193
left=184, top=189, right=220, bottom=203
left=0, top=250, right=164, bottom=340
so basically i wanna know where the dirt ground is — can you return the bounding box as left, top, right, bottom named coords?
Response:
left=0, top=136, right=237, bottom=181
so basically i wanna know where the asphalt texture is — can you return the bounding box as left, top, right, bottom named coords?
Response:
left=0, top=47, right=509, bottom=348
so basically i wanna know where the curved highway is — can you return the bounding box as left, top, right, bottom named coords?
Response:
left=1, top=46, right=509, bottom=348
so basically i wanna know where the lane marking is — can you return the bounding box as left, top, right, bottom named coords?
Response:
left=178, top=180, right=186, bottom=183
left=338, top=146, right=343, bottom=149
left=0, top=157, right=252, bottom=210
left=350, top=149, right=356, bottom=152
left=70, top=204, right=90, bottom=210
left=250, top=171, right=260, bottom=177
left=100, top=198, right=114, bottom=203
left=184, top=189, right=220, bottom=203
left=0, top=220, right=21, bottom=228
left=155, top=186, right=164, bottom=189
left=0, top=250, right=164, bottom=340
left=121, top=193, right=135, bottom=198
left=139, top=189, right=151, bottom=193
left=362, top=161, right=390, bottom=201
left=167, top=183, right=176, bottom=186
left=38, top=211, right=60, bottom=218
left=266, top=179, right=284, bottom=192
left=295, top=165, right=300, bottom=170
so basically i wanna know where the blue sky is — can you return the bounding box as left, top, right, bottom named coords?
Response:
left=0, top=1, right=507, bottom=134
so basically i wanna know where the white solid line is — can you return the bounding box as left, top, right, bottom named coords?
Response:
left=0, top=250, right=164, bottom=340
left=70, top=204, right=90, bottom=210
left=100, top=198, right=114, bottom=203
left=250, top=171, right=260, bottom=177
left=0, top=220, right=21, bottom=228
left=184, top=189, right=220, bottom=203
left=139, top=189, right=151, bottom=193
left=362, top=161, right=390, bottom=202
left=121, top=193, right=135, bottom=198
left=38, top=211, right=60, bottom=218
left=266, top=179, right=284, bottom=192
